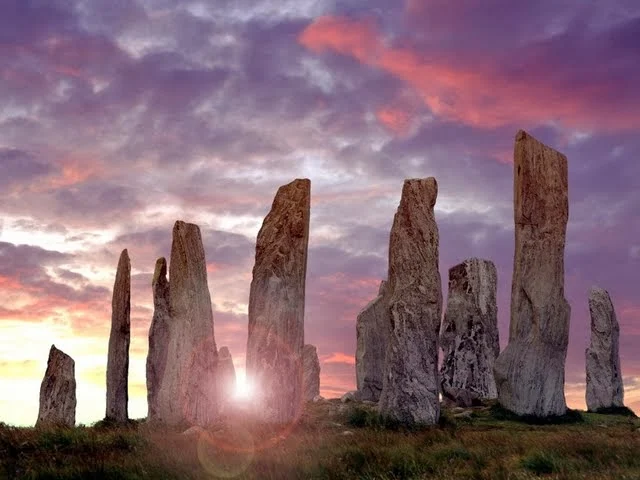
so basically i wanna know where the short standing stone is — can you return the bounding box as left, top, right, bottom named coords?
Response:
left=146, top=257, right=170, bottom=421
left=356, top=280, right=389, bottom=402
left=106, top=249, right=131, bottom=423
left=36, top=345, right=76, bottom=428
left=303, top=344, right=320, bottom=401
left=493, top=130, right=570, bottom=417
left=440, top=258, right=499, bottom=405
left=156, top=221, right=219, bottom=426
left=378, top=178, right=442, bottom=425
left=217, top=346, right=236, bottom=409
left=246, top=179, right=310, bottom=423
left=586, top=287, right=624, bottom=411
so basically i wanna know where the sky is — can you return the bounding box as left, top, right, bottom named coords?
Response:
left=1, top=0, right=639, bottom=426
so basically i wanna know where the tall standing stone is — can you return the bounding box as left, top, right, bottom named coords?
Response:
left=36, top=345, right=76, bottom=428
left=493, top=130, right=570, bottom=417
left=146, top=257, right=170, bottom=421
left=246, top=179, right=310, bottom=423
left=217, top=346, right=236, bottom=410
left=440, top=258, right=499, bottom=405
left=156, top=221, right=219, bottom=426
left=586, top=286, right=624, bottom=411
left=303, top=344, right=320, bottom=401
left=378, top=178, right=442, bottom=425
left=106, top=249, right=131, bottom=423
left=356, top=280, right=389, bottom=401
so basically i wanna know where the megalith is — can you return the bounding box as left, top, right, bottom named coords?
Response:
left=378, top=178, right=442, bottom=425
left=356, top=280, right=389, bottom=401
left=217, top=346, right=236, bottom=409
left=246, top=179, right=310, bottom=423
left=156, top=221, right=219, bottom=426
left=586, top=286, right=624, bottom=411
left=493, top=130, right=570, bottom=417
left=146, top=257, right=170, bottom=421
left=303, top=344, right=320, bottom=401
left=440, top=258, right=499, bottom=405
left=36, top=345, right=76, bottom=428
left=106, top=248, right=131, bottom=423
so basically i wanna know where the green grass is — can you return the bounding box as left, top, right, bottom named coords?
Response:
left=1, top=401, right=639, bottom=479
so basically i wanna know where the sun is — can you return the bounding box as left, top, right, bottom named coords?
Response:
left=233, top=376, right=255, bottom=401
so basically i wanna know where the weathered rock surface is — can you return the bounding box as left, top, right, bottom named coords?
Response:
left=36, top=345, right=76, bottom=428
left=440, top=258, right=499, bottom=405
left=493, top=130, right=570, bottom=417
left=586, top=287, right=624, bottom=411
left=246, top=179, right=310, bottom=423
left=303, top=344, right=320, bottom=401
left=356, top=280, right=389, bottom=402
left=156, top=221, right=219, bottom=426
left=217, top=346, right=236, bottom=409
left=378, top=178, right=442, bottom=425
left=146, top=257, right=170, bottom=421
left=106, top=249, right=131, bottom=423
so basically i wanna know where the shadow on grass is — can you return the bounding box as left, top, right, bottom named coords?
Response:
left=590, top=406, right=637, bottom=417
left=489, top=404, right=584, bottom=425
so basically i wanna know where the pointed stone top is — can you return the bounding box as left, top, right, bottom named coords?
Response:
left=378, top=280, right=387, bottom=296
left=515, top=129, right=567, bottom=159
left=218, top=346, right=232, bottom=359
left=48, top=344, right=74, bottom=365
left=303, top=344, right=317, bottom=355
left=402, top=177, right=438, bottom=208
left=173, top=220, right=201, bottom=233
left=117, top=248, right=130, bottom=267
left=153, top=257, right=167, bottom=285
left=273, top=179, right=311, bottom=208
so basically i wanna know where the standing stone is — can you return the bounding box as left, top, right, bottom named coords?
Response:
left=106, top=249, right=131, bottom=423
left=440, top=258, right=499, bottom=405
left=156, top=221, right=219, bottom=426
left=378, top=178, right=442, bottom=425
left=356, top=280, right=389, bottom=401
left=246, top=179, right=310, bottom=423
left=493, top=130, right=570, bottom=417
left=303, top=344, right=320, bottom=401
left=146, top=257, right=170, bottom=421
left=217, top=346, right=236, bottom=410
left=586, top=287, right=624, bottom=411
left=36, top=345, right=76, bottom=428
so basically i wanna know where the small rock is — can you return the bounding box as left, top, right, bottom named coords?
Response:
left=312, top=395, right=325, bottom=403
left=181, top=425, right=206, bottom=436
left=453, top=411, right=473, bottom=419
left=341, top=391, right=358, bottom=403
left=341, top=430, right=355, bottom=436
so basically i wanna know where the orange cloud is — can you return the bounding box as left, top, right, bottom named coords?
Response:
left=376, top=106, right=413, bottom=135
left=322, top=352, right=356, bottom=365
left=299, top=16, right=640, bottom=132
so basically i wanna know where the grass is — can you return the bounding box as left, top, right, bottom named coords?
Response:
left=1, top=401, right=639, bottom=479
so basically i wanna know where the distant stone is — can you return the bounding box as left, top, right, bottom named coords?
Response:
left=441, top=385, right=481, bottom=408
left=312, top=395, right=325, bottom=403
left=440, top=258, right=499, bottom=405
left=493, top=130, right=571, bottom=417
left=156, top=221, right=219, bottom=426
left=246, top=179, right=310, bottom=423
left=146, top=257, right=171, bottom=422
left=217, top=346, right=236, bottom=410
left=303, top=344, right=321, bottom=401
left=106, top=249, right=131, bottom=423
left=586, top=287, right=624, bottom=411
left=341, top=391, right=358, bottom=403
left=356, top=280, right=389, bottom=402
left=378, top=178, right=442, bottom=425
left=36, top=345, right=76, bottom=428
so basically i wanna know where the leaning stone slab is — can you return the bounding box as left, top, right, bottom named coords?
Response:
left=440, top=258, right=499, bottom=404
left=493, top=130, right=570, bottom=417
left=378, top=178, right=442, bottom=425
left=356, top=280, right=389, bottom=402
left=146, top=257, right=171, bottom=421
left=106, top=248, right=131, bottom=423
left=586, top=286, right=624, bottom=411
left=36, top=345, right=76, bottom=428
left=246, top=179, right=310, bottom=423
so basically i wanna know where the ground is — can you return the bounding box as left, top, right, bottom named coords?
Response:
left=1, top=400, right=639, bottom=479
